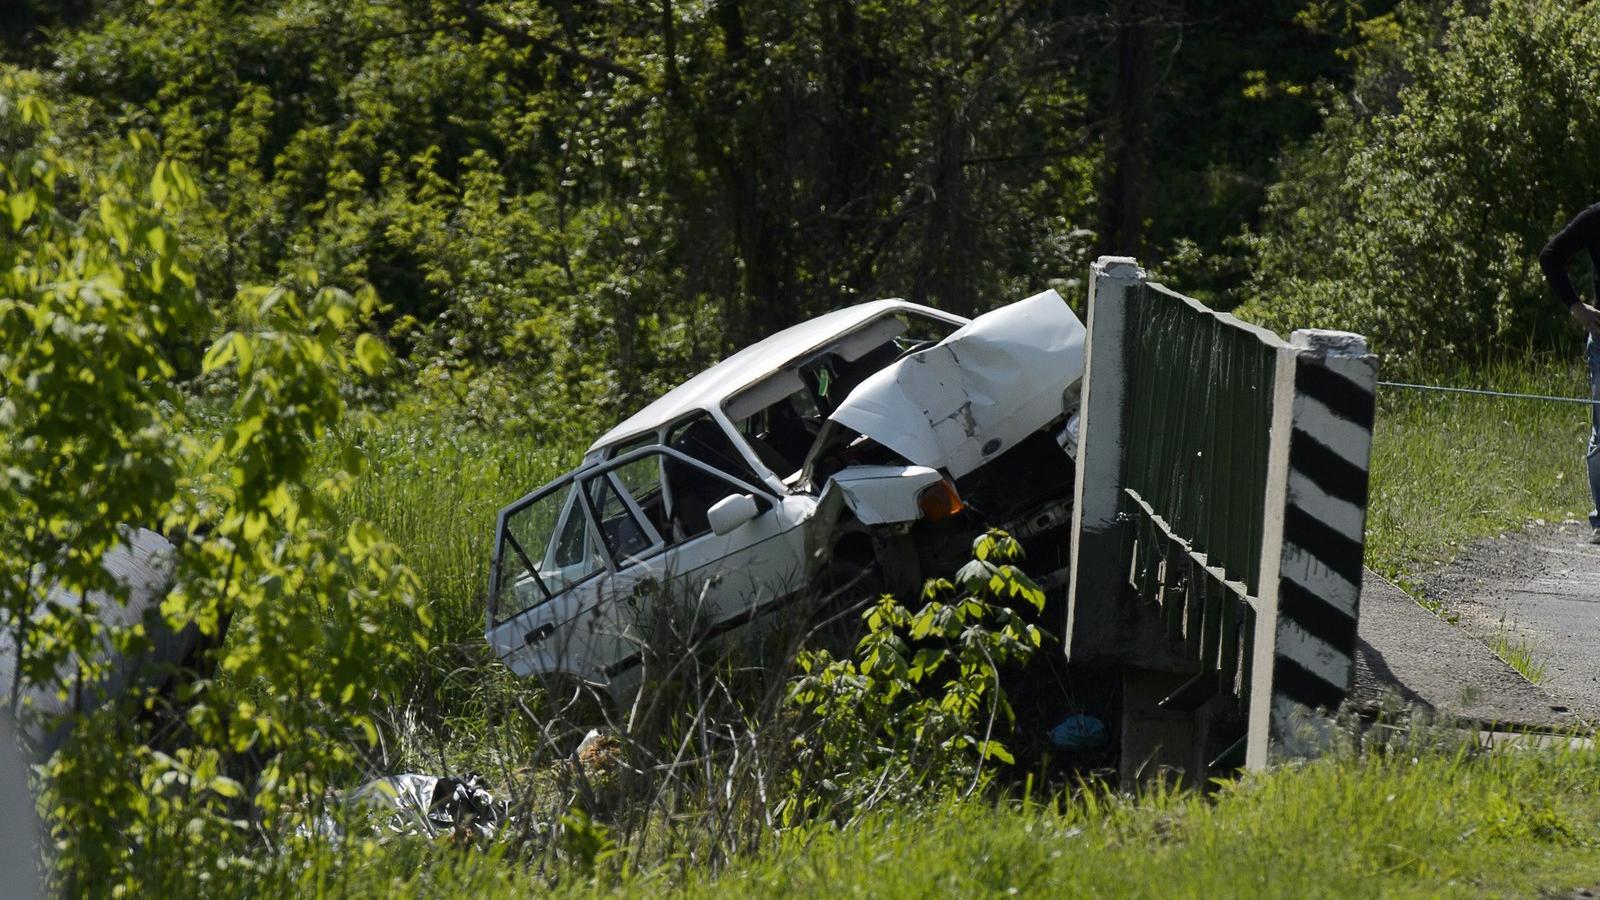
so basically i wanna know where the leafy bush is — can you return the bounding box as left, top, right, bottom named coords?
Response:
left=785, top=530, right=1046, bottom=822
left=22, top=0, right=1102, bottom=433
left=1241, top=0, right=1600, bottom=371
left=0, top=80, right=429, bottom=892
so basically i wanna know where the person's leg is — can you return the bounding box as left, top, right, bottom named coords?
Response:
left=1588, top=337, right=1600, bottom=531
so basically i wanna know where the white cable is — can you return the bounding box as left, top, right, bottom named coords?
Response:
left=1377, top=381, right=1599, bottom=406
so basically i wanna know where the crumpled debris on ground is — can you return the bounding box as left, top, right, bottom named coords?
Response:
left=304, top=772, right=504, bottom=840
left=573, top=728, right=623, bottom=775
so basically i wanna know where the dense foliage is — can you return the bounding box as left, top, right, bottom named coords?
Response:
left=3, top=0, right=1377, bottom=426
left=1242, top=0, right=1600, bottom=370
left=0, top=84, right=428, bottom=891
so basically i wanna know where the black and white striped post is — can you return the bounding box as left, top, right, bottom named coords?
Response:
left=1247, top=329, right=1378, bottom=767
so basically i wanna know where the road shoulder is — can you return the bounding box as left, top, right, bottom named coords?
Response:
left=1353, top=568, right=1576, bottom=730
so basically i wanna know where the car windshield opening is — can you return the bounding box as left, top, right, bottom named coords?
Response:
left=728, top=311, right=961, bottom=483
left=731, top=385, right=822, bottom=483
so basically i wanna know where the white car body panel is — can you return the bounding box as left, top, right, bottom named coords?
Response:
left=601, top=494, right=813, bottom=701
left=820, top=464, right=943, bottom=525
left=490, top=469, right=814, bottom=694
left=827, top=290, right=1085, bottom=479
left=587, top=299, right=968, bottom=454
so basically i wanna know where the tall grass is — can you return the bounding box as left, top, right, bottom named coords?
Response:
left=1366, top=353, right=1592, bottom=578
left=142, top=733, right=1600, bottom=896
left=333, top=417, right=585, bottom=645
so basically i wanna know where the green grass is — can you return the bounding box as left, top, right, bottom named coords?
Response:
left=1488, top=623, right=1549, bottom=685
left=163, top=740, right=1600, bottom=897
left=694, top=749, right=1600, bottom=898
left=334, top=415, right=585, bottom=646
left=1366, top=354, right=1592, bottom=578
left=1364, top=353, right=1589, bottom=685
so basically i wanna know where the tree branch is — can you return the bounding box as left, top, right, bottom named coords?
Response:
left=451, top=0, right=646, bottom=82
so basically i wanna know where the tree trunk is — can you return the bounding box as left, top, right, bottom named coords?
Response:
left=1098, top=0, right=1153, bottom=259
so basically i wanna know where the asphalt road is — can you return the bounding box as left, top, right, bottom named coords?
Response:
left=1417, top=521, right=1600, bottom=722
left=1354, top=568, right=1576, bottom=729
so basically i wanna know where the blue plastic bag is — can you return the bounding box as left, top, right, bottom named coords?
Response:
left=1048, top=714, right=1108, bottom=750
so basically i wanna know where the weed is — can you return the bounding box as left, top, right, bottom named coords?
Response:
left=1488, top=620, right=1550, bottom=685
left=1413, top=591, right=1461, bottom=625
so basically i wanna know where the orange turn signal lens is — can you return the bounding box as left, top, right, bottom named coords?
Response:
left=917, top=480, right=965, bottom=522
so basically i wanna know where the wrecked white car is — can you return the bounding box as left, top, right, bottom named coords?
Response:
left=486, top=290, right=1085, bottom=707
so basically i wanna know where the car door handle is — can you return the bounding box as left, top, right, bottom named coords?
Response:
left=524, top=623, right=556, bottom=646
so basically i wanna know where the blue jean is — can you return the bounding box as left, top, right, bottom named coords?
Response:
left=1589, top=338, right=1600, bottom=528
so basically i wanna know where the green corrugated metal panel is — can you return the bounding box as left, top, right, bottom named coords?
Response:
left=1122, top=283, right=1280, bottom=600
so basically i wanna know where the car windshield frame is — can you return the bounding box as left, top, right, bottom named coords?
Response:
left=721, top=308, right=966, bottom=485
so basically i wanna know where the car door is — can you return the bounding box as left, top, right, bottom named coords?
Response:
left=577, top=445, right=812, bottom=698
left=486, top=471, right=634, bottom=687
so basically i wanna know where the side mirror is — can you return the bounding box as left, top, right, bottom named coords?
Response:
left=707, top=493, right=762, bottom=536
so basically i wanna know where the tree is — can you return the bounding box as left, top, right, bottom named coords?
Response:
left=1241, top=0, right=1600, bottom=369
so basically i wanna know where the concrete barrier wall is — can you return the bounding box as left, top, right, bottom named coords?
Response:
left=1065, top=257, right=1378, bottom=780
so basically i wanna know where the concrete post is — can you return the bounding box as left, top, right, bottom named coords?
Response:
left=1065, top=256, right=1146, bottom=661
left=1246, top=330, right=1378, bottom=769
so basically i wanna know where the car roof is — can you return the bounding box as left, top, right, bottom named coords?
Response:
left=588, top=298, right=966, bottom=453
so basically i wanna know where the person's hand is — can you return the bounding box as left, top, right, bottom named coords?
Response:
left=1572, top=302, right=1600, bottom=339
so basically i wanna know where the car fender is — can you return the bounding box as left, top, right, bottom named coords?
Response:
left=817, top=464, right=944, bottom=526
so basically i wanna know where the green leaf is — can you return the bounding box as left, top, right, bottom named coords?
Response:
left=353, top=333, right=388, bottom=376
left=982, top=741, right=1014, bottom=764
left=230, top=332, right=254, bottom=374
left=8, top=191, right=36, bottom=231
left=18, top=94, right=49, bottom=125
left=202, top=334, right=237, bottom=373
left=150, top=160, right=169, bottom=206
left=167, top=159, right=199, bottom=202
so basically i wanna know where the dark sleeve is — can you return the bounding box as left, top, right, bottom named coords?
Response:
left=1541, top=203, right=1600, bottom=309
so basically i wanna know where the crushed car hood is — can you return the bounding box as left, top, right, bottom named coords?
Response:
left=827, top=289, right=1085, bottom=479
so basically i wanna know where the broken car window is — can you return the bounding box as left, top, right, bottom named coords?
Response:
left=893, top=310, right=961, bottom=348
left=591, top=444, right=768, bottom=549
left=659, top=451, right=764, bottom=543
left=584, top=473, right=658, bottom=564
left=492, top=482, right=603, bottom=623
left=726, top=311, right=962, bottom=485
left=606, top=453, right=671, bottom=539
left=732, top=387, right=821, bottom=482
left=667, top=415, right=760, bottom=485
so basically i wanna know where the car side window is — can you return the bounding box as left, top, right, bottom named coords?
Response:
left=661, top=452, right=762, bottom=544
left=551, top=492, right=593, bottom=568
left=607, top=453, right=671, bottom=538
left=593, top=446, right=766, bottom=549
left=584, top=472, right=658, bottom=564
left=492, top=481, right=603, bottom=623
